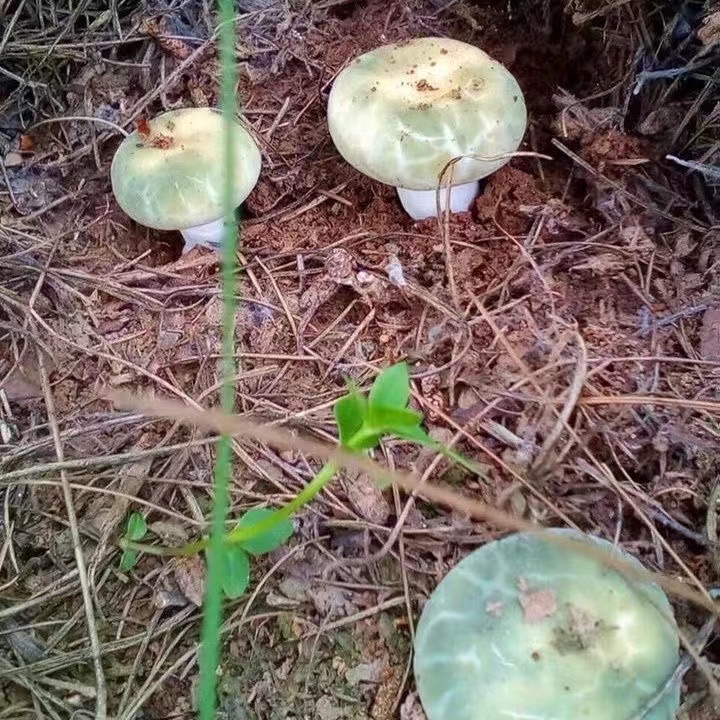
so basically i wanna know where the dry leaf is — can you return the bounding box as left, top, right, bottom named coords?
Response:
left=345, top=659, right=384, bottom=686
left=172, top=555, right=206, bottom=607
left=637, top=106, right=686, bottom=136
left=87, top=457, right=150, bottom=536
left=569, top=253, right=626, bottom=274
left=700, top=307, right=720, bottom=361
left=680, top=273, right=705, bottom=293
left=698, top=11, right=720, bottom=46
left=552, top=91, right=618, bottom=140
left=0, top=366, right=43, bottom=401
left=148, top=521, right=189, bottom=544
left=619, top=222, right=655, bottom=258
left=519, top=198, right=588, bottom=234
left=673, top=232, right=697, bottom=258
left=316, top=696, right=344, bottom=720
left=345, top=471, right=391, bottom=525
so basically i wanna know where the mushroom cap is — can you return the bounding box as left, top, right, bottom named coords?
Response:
left=110, top=107, right=261, bottom=231
left=413, top=529, right=680, bottom=720
left=327, top=37, right=527, bottom=191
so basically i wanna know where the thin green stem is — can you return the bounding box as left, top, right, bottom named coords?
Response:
left=121, top=462, right=340, bottom=559
left=225, top=461, right=337, bottom=544
left=197, top=0, right=238, bottom=717
left=119, top=420, right=488, bottom=566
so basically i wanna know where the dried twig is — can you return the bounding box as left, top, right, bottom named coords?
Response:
left=37, top=350, right=107, bottom=720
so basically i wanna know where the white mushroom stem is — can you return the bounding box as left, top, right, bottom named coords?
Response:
left=396, top=180, right=480, bottom=221
left=179, top=216, right=227, bottom=252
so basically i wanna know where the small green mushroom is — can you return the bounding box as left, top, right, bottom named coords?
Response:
left=110, top=107, right=261, bottom=252
left=413, top=529, right=681, bottom=720
left=327, top=37, right=527, bottom=220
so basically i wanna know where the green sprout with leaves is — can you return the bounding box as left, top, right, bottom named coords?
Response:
left=118, top=362, right=483, bottom=598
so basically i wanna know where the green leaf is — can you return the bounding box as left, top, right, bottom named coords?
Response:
left=119, top=549, right=137, bottom=571
left=235, top=507, right=294, bottom=555
left=219, top=544, right=250, bottom=598
left=368, top=363, right=411, bottom=410
left=345, top=427, right=383, bottom=451
left=367, top=405, right=424, bottom=433
left=334, top=391, right=368, bottom=447
left=390, top=423, right=433, bottom=444
left=126, top=512, right=147, bottom=541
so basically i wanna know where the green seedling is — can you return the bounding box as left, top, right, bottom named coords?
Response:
left=119, top=511, right=147, bottom=571
left=118, top=362, right=486, bottom=598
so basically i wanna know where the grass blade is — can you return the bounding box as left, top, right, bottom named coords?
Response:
left=197, top=2, right=239, bottom=718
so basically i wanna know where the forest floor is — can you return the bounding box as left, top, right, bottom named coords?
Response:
left=1, top=0, right=720, bottom=718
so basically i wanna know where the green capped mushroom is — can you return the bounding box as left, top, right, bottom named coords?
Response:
left=327, top=37, right=527, bottom=220
left=110, top=107, right=261, bottom=252
left=413, top=529, right=681, bottom=720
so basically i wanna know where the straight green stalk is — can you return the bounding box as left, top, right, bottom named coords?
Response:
left=197, top=1, right=239, bottom=718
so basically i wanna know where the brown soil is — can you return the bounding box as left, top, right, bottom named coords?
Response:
left=1, top=0, right=719, bottom=718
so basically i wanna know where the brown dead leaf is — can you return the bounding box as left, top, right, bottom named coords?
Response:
left=148, top=521, right=189, bottom=544
left=673, top=232, right=697, bottom=258
left=552, top=91, right=618, bottom=140
left=569, top=253, right=627, bottom=275
left=518, top=199, right=588, bottom=234
left=19, top=134, right=34, bottom=152
left=139, top=17, right=193, bottom=59
left=0, top=365, right=43, bottom=401
left=345, top=471, right=391, bottom=525
left=619, top=221, right=655, bottom=260
left=700, top=307, right=720, bottom=361
left=172, top=555, right=206, bottom=607
left=637, top=106, right=686, bottom=136
left=316, top=696, right=345, bottom=720
left=698, top=11, right=720, bottom=46
left=87, top=456, right=151, bottom=537
left=680, top=273, right=705, bottom=293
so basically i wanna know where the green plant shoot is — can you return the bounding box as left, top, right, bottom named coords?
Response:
left=117, top=361, right=489, bottom=719
left=118, top=362, right=487, bottom=583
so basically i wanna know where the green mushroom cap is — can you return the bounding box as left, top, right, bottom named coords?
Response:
left=327, top=37, right=527, bottom=191
left=413, top=529, right=681, bottom=720
left=110, top=107, right=261, bottom=231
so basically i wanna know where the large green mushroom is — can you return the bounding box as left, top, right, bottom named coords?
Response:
left=413, top=529, right=681, bottom=720
left=327, top=37, right=527, bottom=220
left=110, top=107, right=261, bottom=252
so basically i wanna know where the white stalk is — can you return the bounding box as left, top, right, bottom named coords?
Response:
left=396, top=180, right=480, bottom=221
left=179, top=216, right=226, bottom=252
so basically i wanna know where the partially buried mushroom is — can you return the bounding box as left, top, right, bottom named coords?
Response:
left=111, top=107, right=261, bottom=252
left=327, top=37, right=527, bottom=220
left=413, top=529, right=681, bottom=720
